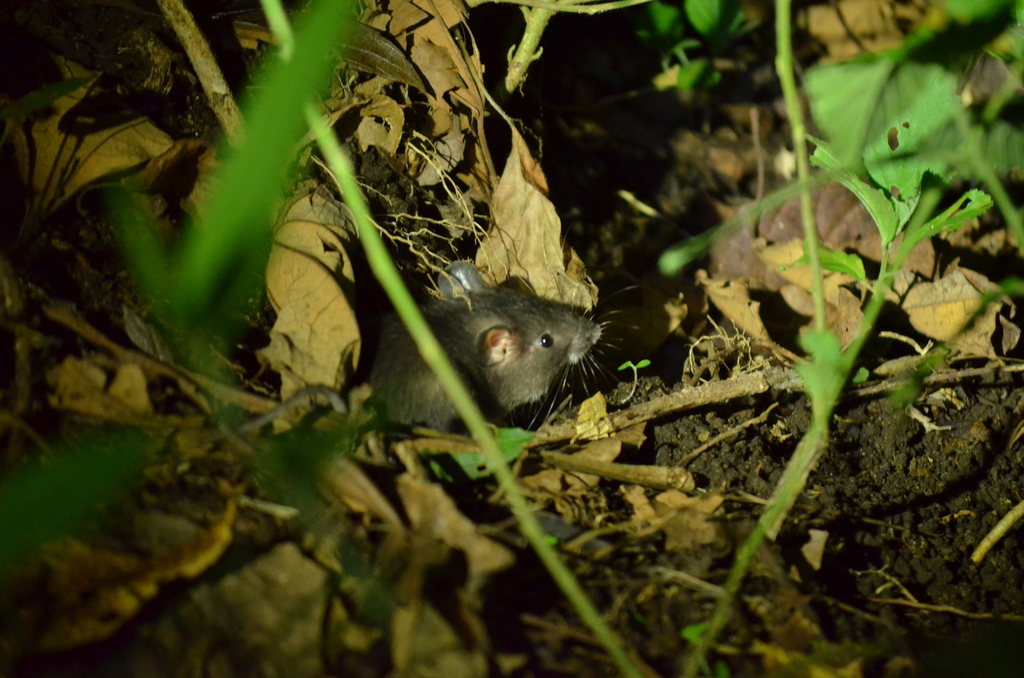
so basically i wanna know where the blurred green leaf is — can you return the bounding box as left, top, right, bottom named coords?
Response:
left=635, top=1, right=686, bottom=54
left=0, top=433, right=148, bottom=572
left=810, top=142, right=901, bottom=246
left=121, top=0, right=353, bottom=368
left=797, top=331, right=849, bottom=419
left=677, top=58, right=721, bottom=90
left=806, top=59, right=894, bottom=170
left=684, top=0, right=742, bottom=50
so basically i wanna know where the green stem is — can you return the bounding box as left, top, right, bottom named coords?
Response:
left=497, top=8, right=554, bottom=101
left=305, top=106, right=643, bottom=678
left=775, top=0, right=826, bottom=332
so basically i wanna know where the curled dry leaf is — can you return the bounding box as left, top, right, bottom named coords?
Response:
left=476, top=129, right=596, bottom=309
left=352, top=77, right=406, bottom=157
left=759, top=239, right=865, bottom=346
left=9, top=56, right=174, bottom=229
left=899, top=266, right=1013, bottom=358
left=695, top=270, right=770, bottom=340
left=27, top=504, right=235, bottom=652
left=259, top=189, right=361, bottom=405
left=371, top=0, right=495, bottom=194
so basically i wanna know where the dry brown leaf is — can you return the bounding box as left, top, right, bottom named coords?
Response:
left=621, top=484, right=658, bottom=523
left=695, top=270, right=769, bottom=339
left=575, top=391, right=612, bottom=440
left=353, top=78, right=406, bottom=156
left=476, top=129, right=595, bottom=308
left=599, top=275, right=693, bottom=360
left=396, top=474, right=515, bottom=594
left=801, top=529, right=829, bottom=571
left=48, top=357, right=153, bottom=421
left=259, top=189, right=361, bottom=406
left=653, top=492, right=723, bottom=553
left=805, top=0, right=926, bottom=62
left=30, top=504, right=235, bottom=651
left=901, top=269, right=1001, bottom=357
left=9, top=56, right=173, bottom=228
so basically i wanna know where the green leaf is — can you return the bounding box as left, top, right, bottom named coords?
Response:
left=852, top=366, right=870, bottom=384
left=635, top=1, right=686, bottom=54
left=862, top=63, right=959, bottom=205
left=676, top=58, right=720, bottom=90
left=898, top=189, right=992, bottom=258
left=425, top=427, right=533, bottom=481
left=806, top=59, right=895, bottom=169
left=680, top=622, right=708, bottom=643
left=0, top=433, right=148, bottom=571
left=684, top=0, right=743, bottom=50
left=789, top=247, right=867, bottom=281
left=810, top=142, right=901, bottom=245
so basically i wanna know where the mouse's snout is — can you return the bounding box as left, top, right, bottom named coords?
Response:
left=567, top=318, right=602, bottom=363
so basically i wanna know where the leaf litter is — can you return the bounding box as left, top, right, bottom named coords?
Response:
left=2, top=1, right=1024, bottom=677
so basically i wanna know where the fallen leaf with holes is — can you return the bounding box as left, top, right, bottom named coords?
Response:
left=805, top=0, right=926, bottom=62
left=695, top=270, right=769, bottom=340
left=259, top=189, right=361, bottom=408
left=653, top=491, right=724, bottom=553
left=353, top=77, right=405, bottom=156
left=477, top=129, right=596, bottom=308
left=23, top=504, right=235, bottom=652
left=8, top=56, right=173, bottom=229
left=622, top=486, right=723, bottom=553
left=901, top=267, right=1005, bottom=358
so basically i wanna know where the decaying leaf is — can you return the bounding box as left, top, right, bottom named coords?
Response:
left=477, top=129, right=596, bottom=309
left=695, top=270, right=770, bottom=340
left=9, top=56, right=173, bottom=229
left=25, top=503, right=235, bottom=652
left=259, top=188, right=361, bottom=407
left=621, top=485, right=724, bottom=553
left=899, top=266, right=1010, bottom=358
left=48, top=357, right=153, bottom=421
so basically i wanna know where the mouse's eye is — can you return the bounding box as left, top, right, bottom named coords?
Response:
left=538, top=334, right=554, bottom=348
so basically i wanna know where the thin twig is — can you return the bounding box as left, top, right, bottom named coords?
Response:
left=971, top=497, right=1024, bottom=564
left=155, top=0, right=244, bottom=142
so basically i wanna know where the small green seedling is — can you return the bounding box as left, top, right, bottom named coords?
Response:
left=617, top=359, right=651, bottom=401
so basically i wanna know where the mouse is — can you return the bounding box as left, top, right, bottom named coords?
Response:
left=369, top=261, right=602, bottom=431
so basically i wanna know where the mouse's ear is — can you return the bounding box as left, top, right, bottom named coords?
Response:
left=482, top=328, right=516, bottom=366
left=440, top=261, right=489, bottom=298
